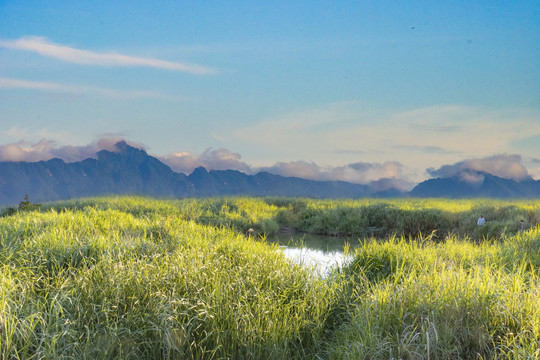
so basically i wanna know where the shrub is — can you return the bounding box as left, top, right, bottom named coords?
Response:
left=18, top=194, right=42, bottom=212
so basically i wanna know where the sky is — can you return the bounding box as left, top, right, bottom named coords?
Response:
left=1, top=1, right=539, bottom=190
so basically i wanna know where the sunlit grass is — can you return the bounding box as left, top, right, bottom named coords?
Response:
left=0, top=199, right=331, bottom=359
left=327, top=232, right=540, bottom=359
left=1, top=196, right=540, bottom=359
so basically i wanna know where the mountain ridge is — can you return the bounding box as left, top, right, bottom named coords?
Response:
left=411, top=171, right=540, bottom=198
left=0, top=142, right=380, bottom=205
left=1, top=142, right=539, bottom=205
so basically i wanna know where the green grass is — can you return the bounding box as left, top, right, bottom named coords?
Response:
left=32, top=196, right=540, bottom=240
left=276, top=198, right=540, bottom=240
left=327, top=232, right=540, bottom=359
left=0, top=199, right=331, bottom=359
left=1, top=196, right=540, bottom=359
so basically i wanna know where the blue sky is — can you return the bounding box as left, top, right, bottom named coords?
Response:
left=1, top=1, right=539, bottom=188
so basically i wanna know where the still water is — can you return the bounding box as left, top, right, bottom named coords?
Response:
left=268, top=234, right=362, bottom=276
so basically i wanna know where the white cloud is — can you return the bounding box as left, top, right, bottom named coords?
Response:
left=259, top=160, right=414, bottom=190
left=231, top=101, right=375, bottom=162
left=259, top=161, right=323, bottom=179
left=0, top=77, right=65, bottom=91
left=525, top=157, right=540, bottom=181
left=427, top=154, right=531, bottom=182
left=230, top=103, right=540, bottom=182
left=161, top=147, right=414, bottom=189
left=0, top=77, right=188, bottom=100
left=159, top=148, right=251, bottom=174
left=0, top=139, right=57, bottom=162
left=4, top=126, right=76, bottom=147
left=327, top=106, right=540, bottom=159
left=0, top=137, right=145, bottom=163
left=0, top=36, right=217, bottom=74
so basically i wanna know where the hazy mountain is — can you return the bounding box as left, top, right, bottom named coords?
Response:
left=0, top=141, right=392, bottom=205
left=0, top=141, right=195, bottom=205
left=411, top=172, right=540, bottom=198
left=188, top=168, right=373, bottom=198
left=3, top=141, right=538, bottom=206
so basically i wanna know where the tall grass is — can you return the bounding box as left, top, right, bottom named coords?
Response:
left=1, top=196, right=540, bottom=359
left=327, top=231, right=540, bottom=359
left=0, top=200, right=332, bottom=359
left=265, top=197, right=540, bottom=240
left=42, top=196, right=540, bottom=240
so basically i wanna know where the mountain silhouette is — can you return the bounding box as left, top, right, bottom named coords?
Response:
left=0, top=141, right=195, bottom=204
left=0, top=141, right=381, bottom=205
left=411, top=172, right=540, bottom=198
left=1, top=142, right=539, bottom=205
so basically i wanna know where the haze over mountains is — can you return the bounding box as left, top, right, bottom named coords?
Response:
left=0, top=141, right=539, bottom=206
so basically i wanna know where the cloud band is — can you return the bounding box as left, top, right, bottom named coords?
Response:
left=0, top=36, right=216, bottom=74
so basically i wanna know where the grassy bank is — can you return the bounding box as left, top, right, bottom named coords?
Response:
left=266, top=197, right=540, bottom=240
left=1, top=196, right=540, bottom=359
left=39, top=196, right=540, bottom=240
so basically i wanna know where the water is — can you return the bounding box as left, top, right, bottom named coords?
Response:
left=269, top=234, right=360, bottom=276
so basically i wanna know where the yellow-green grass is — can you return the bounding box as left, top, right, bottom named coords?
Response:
left=29, top=196, right=540, bottom=239
left=1, top=196, right=540, bottom=359
left=328, top=230, right=540, bottom=359
left=264, top=197, right=540, bottom=239
left=0, top=199, right=331, bottom=359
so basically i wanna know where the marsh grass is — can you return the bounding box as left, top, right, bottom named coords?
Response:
left=0, top=199, right=331, bottom=359
left=33, top=196, right=540, bottom=240
left=327, top=232, right=540, bottom=359
left=1, top=196, right=540, bottom=359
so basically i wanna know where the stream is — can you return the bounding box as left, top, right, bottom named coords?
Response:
left=268, top=233, right=362, bottom=276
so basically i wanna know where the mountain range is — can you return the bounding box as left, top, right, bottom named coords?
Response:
left=1, top=141, right=539, bottom=205
left=411, top=171, right=540, bottom=198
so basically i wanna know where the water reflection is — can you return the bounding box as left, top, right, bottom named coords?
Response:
left=269, top=234, right=360, bottom=276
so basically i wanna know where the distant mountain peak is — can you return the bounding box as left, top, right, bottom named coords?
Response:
left=96, top=141, right=149, bottom=161
left=191, top=166, right=209, bottom=174
left=11, top=140, right=539, bottom=203
left=0, top=147, right=395, bottom=204
left=113, top=140, right=130, bottom=151
left=111, top=140, right=146, bottom=153
left=412, top=171, right=540, bottom=198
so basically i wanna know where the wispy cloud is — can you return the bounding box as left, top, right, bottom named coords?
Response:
left=159, top=148, right=251, bottom=174
left=0, top=36, right=217, bottom=74
left=0, top=77, right=189, bottom=100
left=5, top=126, right=76, bottom=146
left=395, top=144, right=457, bottom=154
left=0, top=137, right=145, bottom=163
left=230, top=103, right=540, bottom=182
left=232, top=101, right=371, bottom=157
left=258, top=160, right=413, bottom=190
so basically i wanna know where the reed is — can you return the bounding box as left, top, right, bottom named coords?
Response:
left=2, top=196, right=540, bottom=359
left=0, top=198, right=331, bottom=359
left=327, top=232, right=540, bottom=359
left=266, top=197, right=540, bottom=240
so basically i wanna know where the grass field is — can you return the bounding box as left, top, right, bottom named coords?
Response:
left=1, top=196, right=539, bottom=359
